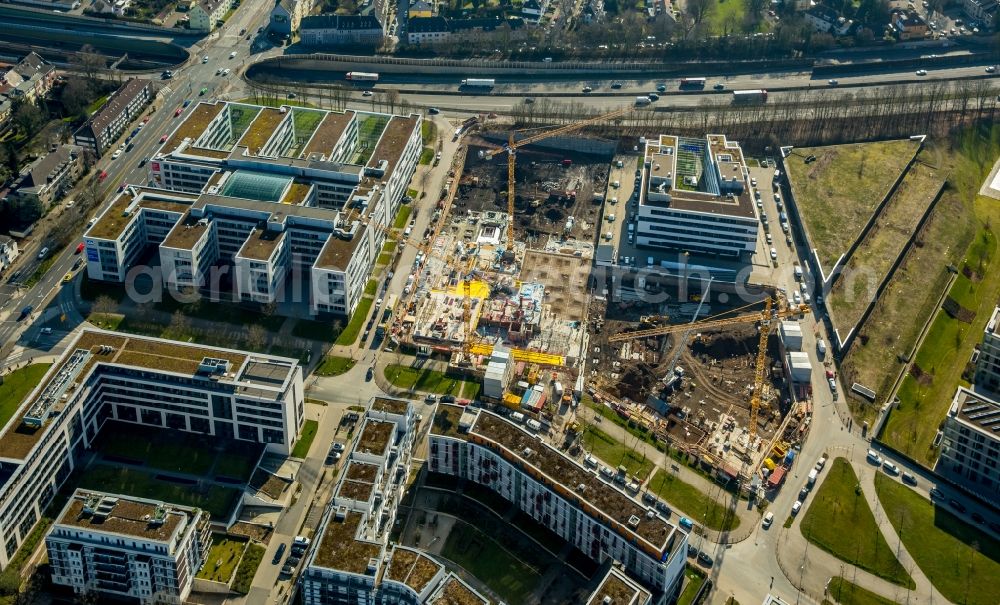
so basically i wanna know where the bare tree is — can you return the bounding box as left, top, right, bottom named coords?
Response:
left=246, top=324, right=267, bottom=351
left=92, top=295, right=118, bottom=316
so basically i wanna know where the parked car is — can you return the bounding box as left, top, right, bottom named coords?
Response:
left=882, top=461, right=899, bottom=475
left=440, top=395, right=456, bottom=403
left=696, top=552, right=714, bottom=567
left=866, top=449, right=882, bottom=465
left=332, top=442, right=345, bottom=452
left=272, top=543, right=286, bottom=564
left=791, top=501, right=802, bottom=515
left=365, top=367, right=374, bottom=381
left=928, top=487, right=944, bottom=500
left=949, top=498, right=967, bottom=513
left=901, top=472, right=918, bottom=486
left=762, top=512, right=774, bottom=528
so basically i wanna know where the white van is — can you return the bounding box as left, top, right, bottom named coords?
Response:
left=510, top=412, right=526, bottom=423
left=525, top=418, right=542, bottom=431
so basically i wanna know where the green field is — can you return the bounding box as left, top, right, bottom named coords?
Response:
left=315, top=356, right=355, bottom=376
left=582, top=425, right=654, bottom=480
left=196, top=534, right=247, bottom=583
left=232, top=543, right=265, bottom=594
left=0, top=364, right=52, bottom=427
left=676, top=565, right=707, bottom=605
left=291, top=420, right=319, bottom=458
left=383, top=364, right=479, bottom=397
left=786, top=140, right=918, bottom=272
left=78, top=466, right=240, bottom=519
left=824, top=577, right=898, bottom=605
left=874, top=473, right=1000, bottom=605
left=335, top=297, right=373, bottom=346
left=393, top=205, right=413, bottom=230
left=440, top=521, right=541, bottom=604
left=799, top=458, right=913, bottom=588
left=647, top=469, right=739, bottom=532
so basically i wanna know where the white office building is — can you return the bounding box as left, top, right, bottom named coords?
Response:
left=0, top=330, right=303, bottom=569
left=427, top=405, right=688, bottom=604
left=634, top=134, right=759, bottom=259
left=975, top=305, right=1000, bottom=396
left=84, top=101, right=421, bottom=317
left=938, top=387, right=1000, bottom=500
left=46, top=490, right=212, bottom=604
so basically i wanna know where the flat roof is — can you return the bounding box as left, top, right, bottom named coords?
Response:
left=367, top=116, right=418, bottom=177
left=469, top=411, right=675, bottom=551
left=162, top=212, right=210, bottom=250
left=427, top=574, right=490, bottom=605
left=586, top=567, right=652, bottom=605
left=313, top=510, right=381, bottom=574
left=56, top=491, right=187, bottom=542
left=371, top=396, right=409, bottom=415
left=87, top=190, right=136, bottom=240
left=238, top=228, right=285, bottom=261
left=239, top=108, right=286, bottom=155
left=303, top=110, right=354, bottom=159
left=345, top=460, right=379, bottom=483
left=86, top=189, right=196, bottom=241
left=281, top=181, right=312, bottom=205
left=356, top=419, right=394, bottom=456
left=986, top=305, right=1000, bottom=336
left=384, top=547, right=442, bottom=595
left=430, top=404, right=467, bottom=439
left=951, top=387, right=1000, bottom=434
left=163, top=102, right=225, bottom=155
left=315, top=223, right=366, bottom=269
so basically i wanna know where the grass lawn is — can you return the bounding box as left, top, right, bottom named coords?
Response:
left=377, top=251, right=393, bottom=265
left=196, top=534, right=247, bottom=583
left=364, top=279, right=378, bottom=296
left=676, top=565, right=707, bottom=605
left=25, top=254, right=60, bottom=287
left=0, top=364, right=52, bottom=427
left=383, top=364, right=478, bottom=396
left=874, top=473, right=1000, bottom=605
left=582, top=425, right=654, bottom=480
left=335, top=297, right=373, bottom=346
left=291, top=318, right=342, bottom=342
left=78, top=465, right=240, bottom=519
left=419, top=147, right=434, bottom=165
left=86, top=95, right=109, bottom=115
left=647, top=469, right=739, bottom=531
left=439, top=521, right=540, bottom=604
left=214, top=450, right=259, bottom=482
left=315, top=356, right=355, bottom=376
left=786, top=139, right=918, bottom=272
left=883, top=193, right=1000, bottom=465
left=89, top=312, right=124, bottom=331
left=827, top=161, right=943, bottom=334
left=824, top=577, right=898, bottom=605
left=799, top=458, right=913, bottom=588
left=421, top=120, right=436, bottom=144
left=393, top=205, right=413, bottom=230
left=232, top=543, right=265, bottom=594
left=291, top=419, right=319, bottom=458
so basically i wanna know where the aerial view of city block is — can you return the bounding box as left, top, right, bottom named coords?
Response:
left=0, top=0, right=998, bottom=603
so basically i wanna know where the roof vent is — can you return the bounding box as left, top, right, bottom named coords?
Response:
left=522, top=447, right=533, bottom=457
left=334, top=505, right=348, bottom=521
left=627, top=514, right=641, bottom=528
left=646, top=509, right=656, bottom=519
left=603, top=597, right=613, bottom=605
left=366, top=557, right=379, bottom=574
left=576, top=483, right=586, bottom=492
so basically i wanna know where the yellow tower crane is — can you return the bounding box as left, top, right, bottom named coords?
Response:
left=482, top=105, right=635, bottom=256
left=608, top=299, right=810, bottom=442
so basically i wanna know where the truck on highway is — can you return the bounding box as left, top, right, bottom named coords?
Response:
left=346, top=72, right=379, bottom=81
left=680, top=77, right=707, bottom=89
left=634, top=96, right=651, bottom=106
left=461, top=78, right=495, bottom=89
left=732, top=89, right=768, bottom=104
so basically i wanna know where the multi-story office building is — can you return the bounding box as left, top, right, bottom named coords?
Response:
left=634, top=134, right=758, bottom=259
left=587, top=565, right=653, bottom=605
left=938, top=386, right=1000, bottom=500
left=975, top=305, right=1000, bottom=396
left=73, top=79, right=155, bottom=157
left=84, top=101, right=421, bottom=317
left=0, top=330, right=302, bottom=569
left=427, top=405, right=687, bottom=604
left=46, top=490, right=212, bottom=604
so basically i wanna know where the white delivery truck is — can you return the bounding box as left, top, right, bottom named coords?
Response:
left=635, top=96, right=651, bottom=106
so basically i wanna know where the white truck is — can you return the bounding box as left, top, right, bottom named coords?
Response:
left=807, top=468, right=818, bottom=486
left=732, top=89, right=768, bottom=104
left=461, top=78, right=495, bottom=89
left=634, top=96, right=651, bottom=106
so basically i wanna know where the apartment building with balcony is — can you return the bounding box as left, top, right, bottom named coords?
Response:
left=938, top=387, right=1000, bottom=501
left=46, top=490, right=211, bottom=604
left=0, top=330, right=302, bottom=569
left=974, top=305, right=1000, bottom=396
left=84, top=101, right=420, bottom=316
left=427, top=405, right=687, bottom=604
left=634, top=134, right=758, bottom=260
left=6, top=144, right=84, bottom=209
left=73, top=79, right=155, bottom=158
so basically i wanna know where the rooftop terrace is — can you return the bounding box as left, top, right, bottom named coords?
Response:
left=356, top=419, right=394, bottom=457
left=952, top=387, right=1000, bottom=433
left=303, top=110, right=355, bottom=159
left=427, top=574, right=490, bottom=605
left=57, top=492, right=186, bottom=542
left=86, top=189, right=196, bottom=241
left=371, top=396, right=409, bottom=416
left=470, top=412, right=674, bottom=551
left=313, top=510, right=381, bottom=574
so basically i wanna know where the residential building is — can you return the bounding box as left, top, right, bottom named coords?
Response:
left=1, top=52, right=56, bottom=104
left=407, top=0, right=433, bottom=17
left=85, top=101, right=421, bottom=317
left=938, top=387, right=1000, bottom=500
left=427, top=405, right=688, bottom=603
left=189, top=0, right=230, bottom=32
left=407, top=16, right=450, bottom=44
left=270, top=0, right=310, bottom=36
left=0, top=235, right=18, bottom=274
left=482, top=344, right=513, bottom=400
left=6, top=144, right=84, bottom=209
left=73, top=79, right=154, bottom=158
left=892, top=10, right=928, bottom=40
left=975, top=305, right=1000, bottom=395
left=586, top=566, right=653, bottom=605
left=803, top=4, right=849, bottom=33
left=962, top=0, right=997, bottom=22
left=301, top=396, right=423, bottom=604
left=0, top=329, right=303, bottom=569
left=634, top=134, right=758, bottom=259
left=46, top=490, right=212, bottom=605
left=300, top=15, right=384, bottom=46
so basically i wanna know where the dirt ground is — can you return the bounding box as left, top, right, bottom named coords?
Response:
left=460, top=143, right=610, bottom=242
left=520, top=250, right=591, bottom=323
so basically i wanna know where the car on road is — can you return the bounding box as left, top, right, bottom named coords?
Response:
left=656, top=84, right=667, bottom=92
left=229, top=51, right=238, bottom=59
left=713, top=83, right=724, bottom=90
left=916, top=69, right=927, bottom=76
left=272, top=543, right=286, bottom=565
left=524, top=97, right=535, bottom=104
left=139, top=157, right=148, bottom=167
left=362, top=90, right=373, bottom=97
left=901, top=472, right=918, bottom=486
left=882, top=461, right=899, bottom=475
left=199, top=87, right=208, bottom=96
left=17, top=306, right=32, bottom=321
left=949, top=498, right=967, bottom=513
left=365, top=367, right=374, bottom=381
left=610, top=82, right=622, bottom=89
left=174, top=108, right=183, bottom=117
left=648, top=92, right=660, bottom=101
left=183, top=99, right=191, bottom=108
left=73, top=258, right=83, bottom=270
left=972, top=511, right=985, bottom=524
left=791, top=501, right=802, bottom=515
left=99, top=170, right=108, bottom=181
left=41, top=327, right=52, bottom=335
left=582, top=86, right=593, bottom=93
left=203, top=55, right=209, bottom=63
left=62, top=272, right=73, bottom=283
left=240, top=27, right=246, bottom=35
left=762, top=511, right=774, bottom=528
left=987, top=66, right=996, bottom=73
left=696, top=552, right=713, bottom=567
left=428, top=107, right=440, bottom=114
left=828, top=79, right=838, bottom=86
left=75, top=242, right=85, bottom=254
left=929, top=487, right=944, bottom=500
left=111, top=149, right=122, bottom=160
